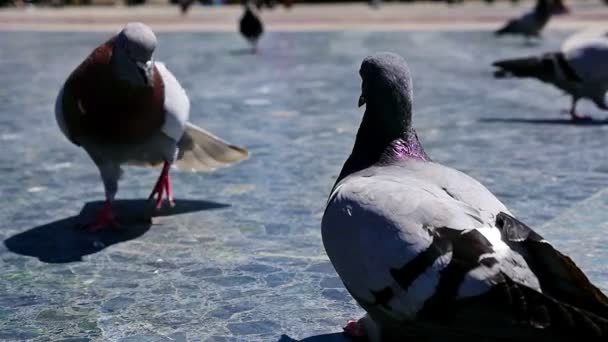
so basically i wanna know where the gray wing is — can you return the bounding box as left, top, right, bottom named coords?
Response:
left=322, top=160, right=539, bottom=321
left=563, top=36, right=608, bottom=86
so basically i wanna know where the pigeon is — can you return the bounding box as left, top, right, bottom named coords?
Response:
left=56, top=22, right=248, bottom=231
left=493, top=30, right=608, bottom=120
left=551, top=0, right=570, bottom=15
left=322, top=53, right=608, bottom=342
left=239, top=2, right=264, bottom=53
left=495, top=0, right=556, bottom=39
left=179, top=0, right=195, bottom=15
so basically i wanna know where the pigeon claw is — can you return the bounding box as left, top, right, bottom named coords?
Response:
left=80, top=201, right=119, bottom=232
left=148, top=161, right=175, bottom=210
left=571, top=112, right=593, bottom=122
left=343, top=319, right=367, bottom=340
left=561, top=110, right=593, bottom=122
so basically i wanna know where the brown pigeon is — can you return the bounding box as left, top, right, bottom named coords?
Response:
left=56, top=22, right=248, bottom=231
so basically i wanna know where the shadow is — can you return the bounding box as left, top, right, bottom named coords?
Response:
left=278, top=333, right=351, bottom=342
left=4, top=199, right=229, bottom=264
left=479, top=117, right=608, bottom=126
left=229, top=48, right=256, bottom=56
left=522, top=39, right=542, bottom=48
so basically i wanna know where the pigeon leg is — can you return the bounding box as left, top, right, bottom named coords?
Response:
left=343, top=320, right=367, bottom=340
left=84, top=201, right=119, bottom=232
left=569, top=97, right=592, bottom=121
left=82, top=162, right=121, bottom=231
left=148, top=161, right=174, bottom=209
left=164, top=167, right=175, bottom=208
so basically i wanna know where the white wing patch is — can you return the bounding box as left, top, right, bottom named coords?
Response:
left=155, top=61, right=190, bottom=142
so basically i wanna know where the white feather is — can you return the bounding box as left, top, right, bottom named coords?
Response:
left=155, top=61, right=190, bottom=142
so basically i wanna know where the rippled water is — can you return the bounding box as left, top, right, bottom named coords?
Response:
left=0, top=30, right=607, bottom=341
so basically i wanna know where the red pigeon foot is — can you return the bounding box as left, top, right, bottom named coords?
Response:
left=563, top=109, right=592, bottom=121
left=82, top=201, right=119, bottom=232
left=343, top=320, right=367, bottom=340
left=572, top=114, right=593, bottom=122
left=148, top=161, right=175, bottom=210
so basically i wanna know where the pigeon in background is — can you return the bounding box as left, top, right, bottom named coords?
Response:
left=493, top=29, right=608, bottom=120
left=179, top=0, right=195, bottom=15
left=495, top=0, right=558, bottom=39
left=56, top=22, right=248, bottom=231
left=551, top=0, right=570, bottom=15
left=240, top=2, right=264, bottom=53
left=322, top=53, right=608, bottom=342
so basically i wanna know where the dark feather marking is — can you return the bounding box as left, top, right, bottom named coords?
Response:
left=390, top=237, right=452, bottom=292
left=495, top=211, right=543, bottom=242
left=496, top=212, right=608, bottom=319
left=555, top=52, right=582, bottom=82
left=418, top=228, right=496, bottom=321
left=493, top=55, right=555, bottom=82
left=371, top=287, right=394, bottom=310
left=441, top=187, right=456, bottom=200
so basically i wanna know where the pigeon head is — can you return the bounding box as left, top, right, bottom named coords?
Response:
left=334, top=53, right=426, bottom=184
left=358, top=52, right=413, bottom=135
left=111, top=22, right=157, bottom=87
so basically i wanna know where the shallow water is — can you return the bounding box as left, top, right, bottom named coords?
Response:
left=0, top=30, right=607, bottom=341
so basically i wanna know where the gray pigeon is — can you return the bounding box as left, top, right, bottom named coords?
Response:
left=495, top=0, right=555, bottom=39
left=493, top=29, right=608, bottom=120
left=56, top=22, right=248, bottom=231
left=322, top=52, right=608, bottom=341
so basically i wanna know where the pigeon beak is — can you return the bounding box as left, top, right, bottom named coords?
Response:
left=358, top=95, right=366, bottom=107
left=136, top=60, right=153, bottom=85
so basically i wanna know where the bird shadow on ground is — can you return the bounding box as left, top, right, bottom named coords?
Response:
left=479, top=117, right=608, bottom=126
left=229, top=48, right=256, bottom=56
left=4, top=198, right=229, bottom=264
left=278, top=333, right=351, bottom=342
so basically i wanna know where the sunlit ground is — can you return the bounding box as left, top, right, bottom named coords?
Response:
left=1, top=2, right=608, bottom=341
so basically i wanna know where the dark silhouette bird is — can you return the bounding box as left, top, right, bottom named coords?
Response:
left=179, top=0, right=195, bottom=15
left=239, top=3, right=264, bottom=53
left=551, top=0, right=570, bottom=15
left=495, top=0, right=555, bottom=39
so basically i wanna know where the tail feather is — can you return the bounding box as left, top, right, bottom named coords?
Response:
left=495, top=20, right=518, bottom=36
left=495, top=26, right=511, bottom=36
left=176, top=122, right=248, bottom=172
left=492, top=55, right=553, bottom=80
left=492, top=278, right=608, bottom=338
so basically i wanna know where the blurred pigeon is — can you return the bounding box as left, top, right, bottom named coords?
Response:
left=179, top=0, right=195, bottom=15
left=56, top=22, right=248, bottom=231
left=495, top=0, right=556, bottom=39
left=551, top=0, right=570, bottom=15
left=322, top=52, right=608, bottom=341
left=493, top=29, right=608, bottom=120
left=239, top=2, right=264, bottom=53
